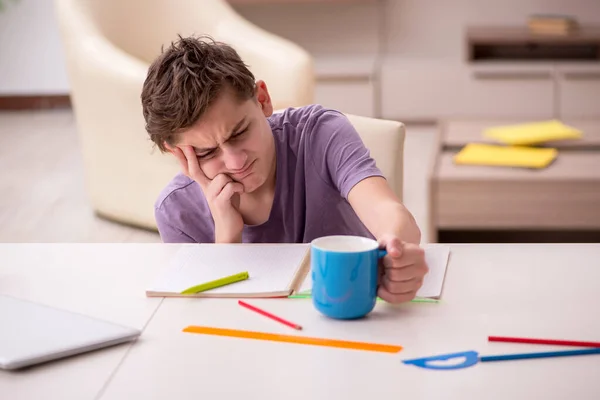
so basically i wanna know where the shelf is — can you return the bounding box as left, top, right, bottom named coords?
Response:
left=466, top=26, right=600, bottom=62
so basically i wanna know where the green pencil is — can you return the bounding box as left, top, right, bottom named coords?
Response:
left=180, top=271, right=249, bottom=295
left=287, top=293, right=439, bottom=303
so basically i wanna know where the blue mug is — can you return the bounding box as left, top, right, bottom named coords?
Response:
left=311, top=235, right=387, bottom=320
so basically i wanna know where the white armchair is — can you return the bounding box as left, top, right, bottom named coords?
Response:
left=344, top=114, right=404, bottom=202
left=54, top=0, right=315, bottom=230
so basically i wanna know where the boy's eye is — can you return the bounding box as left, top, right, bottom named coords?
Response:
left=196, top=150, right=215, bottom=159
left=193, top=125, right=249, bottom=159
left=232, top=127, right=248, bottom=139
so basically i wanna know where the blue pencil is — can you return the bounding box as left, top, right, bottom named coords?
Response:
left=480, top=347, right=600, bottom=362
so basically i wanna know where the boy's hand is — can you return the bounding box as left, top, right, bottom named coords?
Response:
left=377, top=235, right=429, bottom=303
left=167, top=145, right=244, bottom=243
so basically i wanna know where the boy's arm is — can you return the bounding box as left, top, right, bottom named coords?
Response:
left=304, top=106, right=421, bottom=245
left=347, top=176, right=421, bottom=245
left=348, top=176, right=428, bottom=304
left=303, top=106, right=425, bottom=302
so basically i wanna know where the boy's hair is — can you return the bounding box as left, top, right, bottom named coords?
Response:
left=141, top=35, right=256, bottom=152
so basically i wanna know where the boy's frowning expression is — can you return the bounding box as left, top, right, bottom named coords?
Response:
left=174, top=81, right=275, bottom=194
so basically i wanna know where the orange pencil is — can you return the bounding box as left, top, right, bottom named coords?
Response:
left=238, top=300, right=302, bottom=330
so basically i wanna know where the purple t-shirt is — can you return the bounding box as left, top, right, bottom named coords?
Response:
left=154, top=104, right=384, bottom=243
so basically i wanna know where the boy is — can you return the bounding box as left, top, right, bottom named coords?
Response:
left=141, top=35, right=428, bottom=303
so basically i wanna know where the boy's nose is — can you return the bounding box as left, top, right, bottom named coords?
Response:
left=222, top=147, right=248, bottom=171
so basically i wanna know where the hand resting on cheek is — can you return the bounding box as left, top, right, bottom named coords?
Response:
left=165, top=143, right=245, bottom=243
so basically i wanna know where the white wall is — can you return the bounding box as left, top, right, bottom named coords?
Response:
left=1, top=0, right=599, bottom=95
left=0, top=0, right=69, bottom=95
left=232, top=1, right=381, bottom=57
left=234, top=0, right=600, bottom=59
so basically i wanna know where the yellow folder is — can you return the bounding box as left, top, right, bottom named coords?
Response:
left=453, top=143, right=558, bottom=169
left=483, top=120, right=582, bottom=146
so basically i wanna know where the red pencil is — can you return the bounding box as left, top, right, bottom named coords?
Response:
left=489, top=336, right=600, bottom=348
left=238, top=300, right=302, bottom=330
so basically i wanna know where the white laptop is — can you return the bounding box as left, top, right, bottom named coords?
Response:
left=0, top=295, right=141, bottom=370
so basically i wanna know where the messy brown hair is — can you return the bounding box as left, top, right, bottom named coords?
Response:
left=141, top=35, right=256, bottom=152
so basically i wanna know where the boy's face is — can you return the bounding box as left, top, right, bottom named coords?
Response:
left=174, top=81, right=275, bottom=194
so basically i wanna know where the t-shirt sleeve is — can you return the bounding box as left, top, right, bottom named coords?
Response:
left=154, top=207, right=196, bottom=243
left=306, top=107, right=384, bottom=199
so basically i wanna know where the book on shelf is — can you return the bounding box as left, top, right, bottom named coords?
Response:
left=527, top=14, right=578, bottom=36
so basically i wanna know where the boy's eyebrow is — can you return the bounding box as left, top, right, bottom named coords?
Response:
left=194, top=117, right=247, bottom=154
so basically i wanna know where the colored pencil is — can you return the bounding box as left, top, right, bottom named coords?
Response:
left=286, top=294, right=439, bottom=303
left=238, top=300, right=302, bottom=330
left=480, top=347, right=600, bottom=363
left=180, top=271, right=249, bottom=294
left=182, top=325, right=403, bottom=353
left=488, top=336, right=600, bottom=348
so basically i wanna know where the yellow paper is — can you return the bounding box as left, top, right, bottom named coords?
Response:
left=483, top=120, right=582, bottom=146
left=453, top=143, right=557, bottom=169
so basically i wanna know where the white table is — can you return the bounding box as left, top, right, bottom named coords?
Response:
left=2, top=244, right=600, bottom=399
left=0, top=244, right=178, bottom=400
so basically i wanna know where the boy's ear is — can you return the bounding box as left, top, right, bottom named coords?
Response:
left=255, top=80, right=273, bottom=117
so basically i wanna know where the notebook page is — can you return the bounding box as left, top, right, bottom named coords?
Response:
left=416, top=245, right=451, bottom=298
left=298, top=271, right=312, bottom=294
left=149, top=244, right=310, bottom=294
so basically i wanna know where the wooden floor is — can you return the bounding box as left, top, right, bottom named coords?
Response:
left=0, top=110, right=438, bottom=243
left=0, top=110, right=161, bottom=243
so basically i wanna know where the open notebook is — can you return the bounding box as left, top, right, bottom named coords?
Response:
left=146, top=244, right=311, bottom=298
left=146, top=243, right=451, bottom=299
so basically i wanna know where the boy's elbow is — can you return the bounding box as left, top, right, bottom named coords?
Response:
left=403, top=207, right=422, bottom=244
left=411, top=224, right=422, bottom=245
